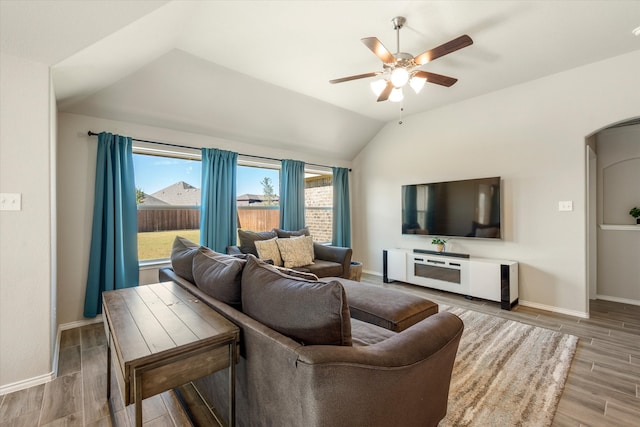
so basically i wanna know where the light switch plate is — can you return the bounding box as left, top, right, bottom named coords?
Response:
left=0, top=193, right=22, bottom=211
left=558, top=201, right=573, bottom=212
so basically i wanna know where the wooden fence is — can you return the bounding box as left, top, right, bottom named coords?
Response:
left=137, top=206, right=330, bottom=242
left=137, top=206, right=280, bottom=232
left=237, top=207, right=279, bottom=231
left=137, top=206, right=200, bottom=232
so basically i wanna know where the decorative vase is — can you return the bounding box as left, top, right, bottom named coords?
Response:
left=436, top=244, right=445, bottom=253
left=637, top=218, right=640, bottom=225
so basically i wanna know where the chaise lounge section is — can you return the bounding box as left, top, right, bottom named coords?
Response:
left=160, top=236, right=463, bottom=426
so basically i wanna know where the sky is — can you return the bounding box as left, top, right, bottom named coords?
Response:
left=132, top=153, right=279, bottom=196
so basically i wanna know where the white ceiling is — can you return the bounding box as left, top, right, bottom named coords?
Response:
left=2, top=1, right=639, bottom=161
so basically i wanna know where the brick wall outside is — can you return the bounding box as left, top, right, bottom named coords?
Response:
left=305, top=183, right=332, bottom=243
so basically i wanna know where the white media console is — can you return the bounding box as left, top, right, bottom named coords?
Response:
left=383, top=249, right=519, bottom=310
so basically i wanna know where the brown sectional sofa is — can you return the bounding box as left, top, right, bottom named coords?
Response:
left=160, top=236, right=463, bottom=427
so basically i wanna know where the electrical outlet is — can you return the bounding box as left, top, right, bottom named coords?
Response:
left=0, top=193, right=22, bottom=211
left=558, top=201, right=573, bottom=212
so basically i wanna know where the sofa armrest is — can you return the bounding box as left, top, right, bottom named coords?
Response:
left=313, top=243, right=352, bottom=278
left=294, top=312, right=463, bottom=427
left=296, top=311, right=462, bottom=367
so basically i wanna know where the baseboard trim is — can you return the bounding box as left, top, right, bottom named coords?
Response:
left=596, top=294, right=640, bottom=307
left=58, top=315, right=103, bottom=331
left=2, top=317, right=104, bottom=395
left=0, top=371, right=55, bottom=396
left=519, top=300, right=589, bottom=319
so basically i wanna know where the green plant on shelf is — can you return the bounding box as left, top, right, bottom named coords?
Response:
left=431, top=238, right=447, bottom=245
left=630, top=207, right=640, bottom=219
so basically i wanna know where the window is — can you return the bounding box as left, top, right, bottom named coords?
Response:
left=132, top=148, right=335, bottom=260
left=133, top=151, right=202, bottom=261
left=304, top=171, right=333, bottom=243
left=236, top=164, right=280, bottom=232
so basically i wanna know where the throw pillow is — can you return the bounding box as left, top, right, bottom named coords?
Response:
left=237, top=229, right=277, bottom=256
left=274, top=227, right=310, bottom=238
left=241, top=256, right=351, bottom=346
left=254, top=237, right=283, bottom=266
left=276, top=235, right=315, bottom=268
left=170, top=235, right=200, bottom=283
left=192, top=247, right=247, bottom=307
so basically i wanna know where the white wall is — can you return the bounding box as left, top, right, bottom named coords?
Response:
left=352, top=50, right=640, bottom=317
left=0, top=53, right=54, bottom=391
left=56, top=112, right=351, bottom=325
left=596, top=124, right=640, bottom=303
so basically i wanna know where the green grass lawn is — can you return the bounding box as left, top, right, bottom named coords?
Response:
left=138, top=229, right=200, bottom=261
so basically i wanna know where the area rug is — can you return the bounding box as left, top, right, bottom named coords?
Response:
left=439, top=306, right=578, bottom=427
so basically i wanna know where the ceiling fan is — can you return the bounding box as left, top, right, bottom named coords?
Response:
left=329, top=16, right=473, bottom=102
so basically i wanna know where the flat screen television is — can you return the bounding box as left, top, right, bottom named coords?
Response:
left=401, top=177, right=502, bottom=239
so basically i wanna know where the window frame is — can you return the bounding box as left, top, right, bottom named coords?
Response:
left=132, top=144, right=336, bottom=265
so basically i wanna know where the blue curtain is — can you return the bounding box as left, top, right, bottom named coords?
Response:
left=279, top=159, right=306, bottom=230
left=332, top=167, right=351, bottom=247
left=84, top=132, right=139, bottom=318
left=200, top=148, right=238, bottom=252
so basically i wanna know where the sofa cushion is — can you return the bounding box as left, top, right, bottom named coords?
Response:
left=241, top=256, right=352, bottom=346
left=350, top=318, right=396, bottom=347
left=192, top=247, right=246, bottom=307
left=297, top=259, right=343, bottom=278
left=238, top=229, right=277, bottom=256
left=338, top=278, right=439, bottom=332
left=276, top=235, right=315, bottom=268
left=274, top=227, right=310, bottom=238
left=170, top=235, right=200, bottom=283
left=254, top=237, right=283, bottom=266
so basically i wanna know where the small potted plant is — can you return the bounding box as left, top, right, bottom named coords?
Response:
left=630, top=207, right=640, bottom=225
left=432, top=237, right=447, bottom=252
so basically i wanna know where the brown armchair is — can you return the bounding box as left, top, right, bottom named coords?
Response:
left=227, top=228, right=353, bottom=278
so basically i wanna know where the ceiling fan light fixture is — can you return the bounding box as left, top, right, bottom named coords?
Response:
left=409, top=76, right=426, bottom=94
left=390, top=67, right=409, bottom=87
left=329, top=16, right=473, bottom=104
left=389, top=87, right=404, bottom=102
left=370, top=79, right=387, bottom=97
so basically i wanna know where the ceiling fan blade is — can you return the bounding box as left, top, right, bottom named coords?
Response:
left=377, top=81, right=393, bottom=102
left=413, top=35, right=473, bottom=66
left=329, top=71, right=381, bottom=84
left=361, top=37, right=396, bottom=64
left=414, top=71, right=458, bottom=87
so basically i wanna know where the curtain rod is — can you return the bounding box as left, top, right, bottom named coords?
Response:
left=87, top=131, right=351, bottom=172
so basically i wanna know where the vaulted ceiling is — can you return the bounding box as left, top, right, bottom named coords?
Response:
left=2, top=1, right=639, bottom=160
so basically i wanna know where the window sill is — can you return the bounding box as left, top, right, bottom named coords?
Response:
left=139, top=259, right=171, bottom=270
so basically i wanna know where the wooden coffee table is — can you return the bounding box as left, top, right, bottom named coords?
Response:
left=102, top=281, right=239, bottom=426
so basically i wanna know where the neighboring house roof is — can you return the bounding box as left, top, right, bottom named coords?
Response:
left=140, top=183, right=279, bottom=206
left=139, top=193, right=169, bottom=206
left=151, top=181, right=201, bottom=206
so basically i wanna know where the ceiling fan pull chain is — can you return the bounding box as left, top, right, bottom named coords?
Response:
left=399, top=106, right=404, bottom=125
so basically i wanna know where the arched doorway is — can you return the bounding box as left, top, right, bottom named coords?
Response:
left=585, top=117, right=640, bottom=314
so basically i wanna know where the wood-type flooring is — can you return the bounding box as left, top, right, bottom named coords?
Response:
left=0, top=273, right=638, bottom=426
